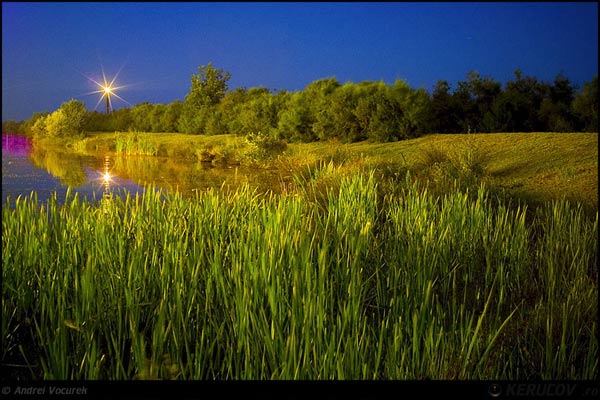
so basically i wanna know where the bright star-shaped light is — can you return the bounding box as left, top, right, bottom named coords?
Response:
left=77, top=63, right=133, bottom=112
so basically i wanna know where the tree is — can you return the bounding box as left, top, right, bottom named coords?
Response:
left=185, top=63, right=232, bottom=109
left=572, top=75, right=598, bottom=132
left=111, top=108, right=134, bottom=131
left=351, top=81, right=402, bottom=142
left=493, top=70, right=547, bottom=132
left=276, top=90, right=315, bottom=142
left=43, top=99, right=87, bottom=138
left=130, top=102, right=155, bottom=132
left=538, top=72, right=577, bottom=132
left=179, top=63, right=232, bottom=135
left=218, top=87, right=248, bottom=135
left=22, top=112, right=50, bottom=137
left=430, top=80, right=457, bottom=133
left=467, top=71, right=502, bottom=132
left=31, top=116, right=48, bottom=139
left=236, top=87, right=280, bottom=136
left=452, top=78, right=477, bottom=133
left=149, top=104, right=167, bottom=132
left=44, top=110, right=67, bottom=137
left=325, top=82, right=361, bottom=142
left=390, top=80, right=431, bottom=139
left=82, top=111, right=108, bottom=132
left=305, top=78, right=341, bottom=140
left=2, top=120, right=24, bottom=135
left=60, top=99, right=87, bottom=135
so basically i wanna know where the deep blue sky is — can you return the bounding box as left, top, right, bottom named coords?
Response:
left=2, top=2, right=598, bottom=121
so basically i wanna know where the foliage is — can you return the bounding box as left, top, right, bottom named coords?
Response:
left=11, top=66, right=598, bottom=142
left=244, top=131, right=288, bottom=161
left=1, top=120, right=24, bottom=135
left=277, top=90, right=316, bottom=142
left=31, top=116, right=49, bottom=139
left=185, top=62, right=232, bottom=109
left=178, top=63, right=232, bottom=135
left=572, top=75, right=598, bottom=132
left=20, top=112, right=50, bottom=137
left=30, top=100, right=87, bottom=140
left=234, top=87, right=280, bottom=136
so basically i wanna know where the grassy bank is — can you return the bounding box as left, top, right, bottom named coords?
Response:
left=2, top=170, right=597, bottom=380
left=65, top=131, right=597, bottom=214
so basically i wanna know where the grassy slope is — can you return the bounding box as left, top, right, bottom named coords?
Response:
left=287, top=132, right=598, bottom=212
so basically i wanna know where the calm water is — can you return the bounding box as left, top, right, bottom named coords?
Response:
left=2, top=133, right=285, bottom=206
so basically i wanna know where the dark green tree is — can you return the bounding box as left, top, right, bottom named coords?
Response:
left=326, top=82, right=361, bottom=142
left=179, top=63, right=231, bottom=135
left=131, top=102, right=155, bottom=132
left=452, top=78, right=477, bottom=133
left=82, top=111, right=108, bottom=132
left=572, top=75, right=598, bottom=132
left=217, top=87, right=249, bottom=135
left=185, top=63, right=231, bottom=109
left=2, top=120, right=24, bottom=135
left=493, top=70, right=547, bottom=132
left=466, top=71, right=502, bottom=132
left=236, top=87, right=282, bottom=137
left=111, top=108, right=134, bottom=131
left=277, top=90, right=315, bottom=142
left=430, top=80, right=459, bottom=133
left=390, top=80, right=431, bottom=138
left=304, top=78, right=341, bottom=140
left=160, top=100, right=183, bottom=133
left=543, top=72, right=576, bottom=131
left=148, top=104, right=167, bottom=132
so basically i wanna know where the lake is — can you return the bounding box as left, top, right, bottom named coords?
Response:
left=2, top=133, right=285, bottom=206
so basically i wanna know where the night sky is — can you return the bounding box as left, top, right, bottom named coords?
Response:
left=2, top=2, right=598, bottom=122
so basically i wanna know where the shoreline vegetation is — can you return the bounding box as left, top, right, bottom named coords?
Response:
left=30, top=130, right=599, bottom=216
left=2, top=129, right=598, bottom=380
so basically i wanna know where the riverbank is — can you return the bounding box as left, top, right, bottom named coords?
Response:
left=40, top=131, right=598, bottom=215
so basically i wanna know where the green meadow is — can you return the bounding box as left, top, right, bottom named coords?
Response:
left=2, top=132, right=598, bottom=380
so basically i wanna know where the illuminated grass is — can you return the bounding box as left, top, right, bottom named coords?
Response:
left=2, top=171, right=597, bottom=380
left=66, top=131, right=598, bottom=214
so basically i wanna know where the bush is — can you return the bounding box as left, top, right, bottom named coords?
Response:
left=419, top=143, right=489, bottom=196
left=244, top=131, right=287, bottom=161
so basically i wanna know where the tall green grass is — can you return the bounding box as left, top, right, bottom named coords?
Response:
left=115, top=132, right=158, bottom=156
left=2, top=171, right=597, bottom=380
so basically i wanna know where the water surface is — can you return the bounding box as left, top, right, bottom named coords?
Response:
left=2, top=133, right=284, bottom=207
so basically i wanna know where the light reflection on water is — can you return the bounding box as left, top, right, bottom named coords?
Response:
left=2, top=133, right=285, bottom=207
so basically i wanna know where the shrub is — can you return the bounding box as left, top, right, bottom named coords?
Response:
left=419, top=143, right=489, bottom=196
left=244, top=131, right=287, bottom=161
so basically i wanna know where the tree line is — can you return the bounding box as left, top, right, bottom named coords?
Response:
left=3, top=63, right=598, bottom=142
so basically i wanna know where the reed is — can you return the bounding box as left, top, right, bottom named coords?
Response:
left=115, top=132, right=158, bottom=156
left=2, top=170, right=597, bottom=380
